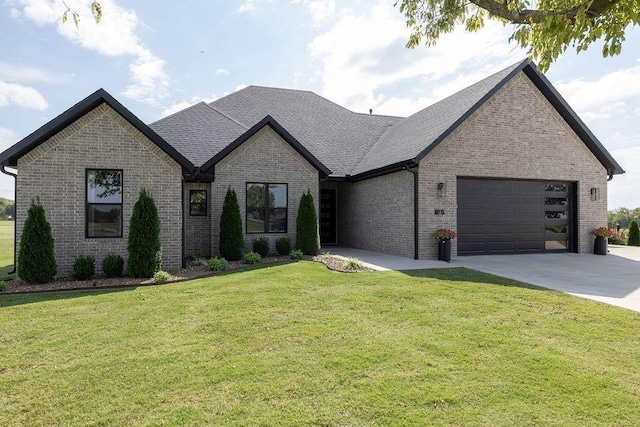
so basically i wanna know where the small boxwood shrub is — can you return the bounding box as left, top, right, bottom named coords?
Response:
left=275, top=236, right=291, bottom=256
left=252, top=237, right=269, bottom=257
left=244, top=252, right=261, bottom=264
left=290, top=249, right=304, bottom=261
left=73, top=255, right=95, bottom=281
left=208, top=257, right=228, bottom=271
left=153, top=270, right=171, bottom=284
left=102, top=253, right=124, bottom=278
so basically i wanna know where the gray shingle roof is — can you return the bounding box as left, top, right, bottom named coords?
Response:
left=208, top=86, right=402, bottom=176
left=149, top=102, right=247, bottom=168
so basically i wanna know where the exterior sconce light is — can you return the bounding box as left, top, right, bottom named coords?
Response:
left=590, top=187, right=599, bottom=201
left=436, top=182, right=446, bottom=198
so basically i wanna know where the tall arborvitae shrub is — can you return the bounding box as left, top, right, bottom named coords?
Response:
left=219, top=187, right=244, bottom=261
left=628, top=220, right=640, bottom=246
left=18, top=197, right=56, bottom=283
left=127, top=188, right=162, bottom=278
left=296, top=190, right=320, bottom=256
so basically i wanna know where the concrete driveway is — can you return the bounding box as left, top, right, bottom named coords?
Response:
left=327, top=246, right=640, bottom=313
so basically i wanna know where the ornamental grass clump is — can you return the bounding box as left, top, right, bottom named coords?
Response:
left=433, top=228, right=457, bottom=240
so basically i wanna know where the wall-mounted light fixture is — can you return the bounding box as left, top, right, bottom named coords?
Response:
left=437, top=182, right=446, bottom=198
left=590, top=187, right=599, bottom=201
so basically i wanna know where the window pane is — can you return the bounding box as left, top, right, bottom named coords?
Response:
left=545, top=225, right=568, bottom=234
left=190, top=190, right=206, bottom=204
left=88, top=204, right=121, bottom=237
left=246, top=184, right=265, bottom=209
left=269, top=184, right=287, bottom=208
left=87, top=170, right=122, bottom=203
left=545, top=183, right=567, bottom=192
left=545, top=197, right=567, bottom=206
left=190, top=203, right=206, bottom=216
left=247, top=208, right=266, bottom=233
left=545, top=240, right=567, bottom=250
left=545, top=211, right=567, bottom=219
left=269, top=208, right=287, bottom=233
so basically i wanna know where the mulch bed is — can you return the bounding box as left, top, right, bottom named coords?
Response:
left=1, top=254, right=373, bottom=295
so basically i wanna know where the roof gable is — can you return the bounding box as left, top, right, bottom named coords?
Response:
left=200, top=115, right=331, bottom=177
left=0, top=89, right=195, bottom=171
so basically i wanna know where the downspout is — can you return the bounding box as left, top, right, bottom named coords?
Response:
left=404, top=164, right=419, bottom=260
left=607, top=173, right=614, bottom=182
left=181, top=180, right=186, bottom=269
left=1, top=165, right=17, bottom=274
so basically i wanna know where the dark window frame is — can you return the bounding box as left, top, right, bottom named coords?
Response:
left=189, top=190, right=208, bottom=216
left=245, top=182, right=288, bottom=234
left=85, top=168, right=123, bottom=239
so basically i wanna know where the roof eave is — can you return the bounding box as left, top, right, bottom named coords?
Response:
left=0, top=89, right=195, bottom=172
left=201, top=115, right=332, bottom=177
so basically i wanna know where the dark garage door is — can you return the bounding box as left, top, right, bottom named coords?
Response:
left=457, top=178, right=575, bottom=255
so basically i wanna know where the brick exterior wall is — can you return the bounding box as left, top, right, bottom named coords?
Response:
left=211, top=126, right=319, bottom=255
left=184, top=182, right=211, bottom=259
left=418, top=72, right=608, bottom=259
left=337, top=171, right=414, bottom=258
left=15, top=103, right=183, bottom=277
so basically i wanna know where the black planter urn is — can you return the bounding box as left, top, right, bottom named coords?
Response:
left=438, top=238, right=452, bottom=262
left=593, top=236, right=607, bottom=255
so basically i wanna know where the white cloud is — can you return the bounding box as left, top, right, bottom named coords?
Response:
left=11, top=0, right=169, bottom=105
left=216, top=68, right=230, bottom=75
left=308, top=0, right=335, bottom=26
left=0, top=81, right=48, bottom=110
left=0, top=62, right=68, bottom=83
left=160, top=94, right=219, bottom=118
left=308, top=1, right=524, bottom=116
left=555, top=65, right=640, bottom=119
left=609, top=145, right=640, bottom=208
left=238, top=0, right=259, bottom=12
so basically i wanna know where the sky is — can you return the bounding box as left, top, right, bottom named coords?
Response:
left=0, top=0, right=638, bottom=209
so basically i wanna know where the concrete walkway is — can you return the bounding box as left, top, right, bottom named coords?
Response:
left=326, top=246, right=640, bottom=313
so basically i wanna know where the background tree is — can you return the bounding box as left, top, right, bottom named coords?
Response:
left=628, top=220, right=640, bottom=246
left=396, top=0, right=640, bottom=71
left=18, top=197, right=56, bottom=283
left=608, top=207, right=640, bottom=229
left=296, top=190, right=320, bottom=256
left=127, top=188, right=162, bottom=278
left=219, top=187, right=244, bottom=261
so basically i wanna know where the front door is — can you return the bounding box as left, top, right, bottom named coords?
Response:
left=320, top=189, right=337, bottom=245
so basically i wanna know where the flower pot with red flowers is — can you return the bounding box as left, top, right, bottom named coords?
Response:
left=591, top=226, right=616, bottom=255
left=433, top=228, right=457, bottom=262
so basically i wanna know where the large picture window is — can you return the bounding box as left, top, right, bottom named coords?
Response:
left=86, top=169, right=123, bottom=238
left=246, top=183, right=287, bottom=233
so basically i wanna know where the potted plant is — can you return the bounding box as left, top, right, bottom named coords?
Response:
left=591, top=226, right=616, bottom=255
left=433, top=228, right=457, bottom=262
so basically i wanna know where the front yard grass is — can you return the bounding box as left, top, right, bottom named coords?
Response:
left=1, top=262, right=639, bottom=425
left=0, top=220, right=14, bottom=280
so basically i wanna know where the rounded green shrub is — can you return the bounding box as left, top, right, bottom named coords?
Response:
left=102, top=253, right=124, bottom=278
left=290, top=249, right=304, bottom=261
left=73, top=255, right=95, bottom=280
left=628, top=220, right=640, bottom=246
left=252, top=237, right=269, bottom=257
left=275, top=236, right=291, bottom=256
left=153, top=270, right=171, bottom=284
left=18, top=197, right=57, bottom=283
left=296, top=190, right=320, bottom=256
left=208, top=257, right=228, bottom=271
left=127, top=188, right=162, bottom=278
left=219, top=187, right=244, bottom=261
left=244, top=252, right=261, bottom=264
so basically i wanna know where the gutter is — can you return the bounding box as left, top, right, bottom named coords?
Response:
left=1, top=165, right=17, bottom=275
left=403, top=164, right=419, bottom=260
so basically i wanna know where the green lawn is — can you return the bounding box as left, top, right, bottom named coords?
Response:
left=0, top=220, right=14, bottom=279
left=1, top=263, right=639, bottom=426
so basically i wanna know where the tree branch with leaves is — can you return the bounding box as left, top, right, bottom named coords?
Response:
left=62, top=0, right=102, bottom=27
left=395, top=0, right=639, bottom=71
